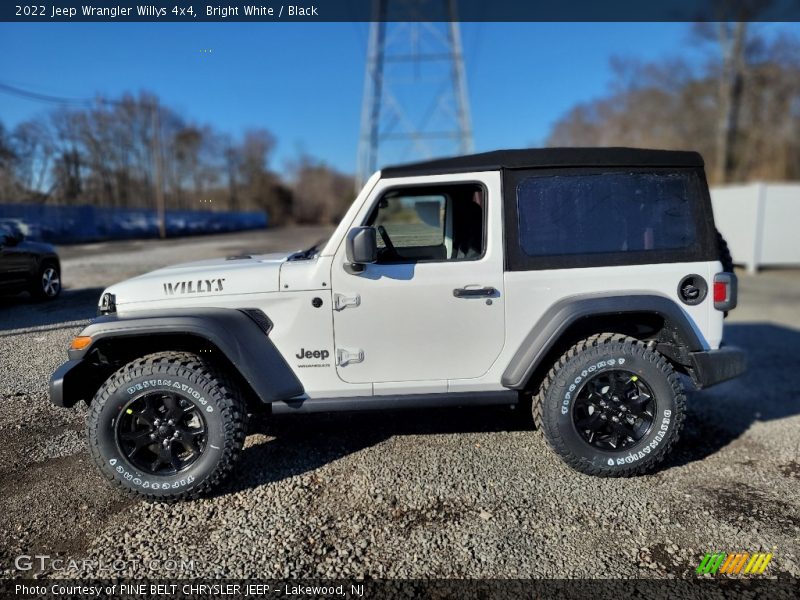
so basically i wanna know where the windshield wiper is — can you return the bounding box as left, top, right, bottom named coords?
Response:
left=289, top=238, right=326, bottom=261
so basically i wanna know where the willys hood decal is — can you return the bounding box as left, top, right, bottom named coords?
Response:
left=103, top=252, right=289, bottom=308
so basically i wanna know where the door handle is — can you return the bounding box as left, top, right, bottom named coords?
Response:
left=453, top=286, right=497, bottom=298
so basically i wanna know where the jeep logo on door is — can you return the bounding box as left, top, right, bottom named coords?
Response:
left=163, top=278, right=226, bottom=295
left=296, top=348, right=330, bottom=361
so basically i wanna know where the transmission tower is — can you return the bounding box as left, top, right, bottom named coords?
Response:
left=356, top=2, right=474, bottom=187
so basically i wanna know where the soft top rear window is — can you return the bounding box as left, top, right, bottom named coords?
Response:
left=517, top=171, right=698, bottom=257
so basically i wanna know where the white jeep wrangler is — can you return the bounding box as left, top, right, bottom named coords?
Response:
left=50, top=148, right=744, bottom=501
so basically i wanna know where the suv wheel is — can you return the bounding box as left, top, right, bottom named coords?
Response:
left=87, top=352, right=247, bottom=501
left=533, top=333, right=685, bottom=476
left=30, top=262, right=61, bottom=300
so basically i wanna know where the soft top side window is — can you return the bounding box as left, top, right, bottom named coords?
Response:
left=365, top=183, right=485, bottom=264
left=517, top=171, right=699, bottom=257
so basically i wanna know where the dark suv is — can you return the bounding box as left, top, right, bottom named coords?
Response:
left=0, top=221, right=62, bottom=300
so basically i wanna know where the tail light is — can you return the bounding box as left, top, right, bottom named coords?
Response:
left=713, top=272, right=737, bottom=312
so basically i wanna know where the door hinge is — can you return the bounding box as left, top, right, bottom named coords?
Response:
left=334, top=293, right=361, bottom=311
left=336, top=348, right=364, bottom=367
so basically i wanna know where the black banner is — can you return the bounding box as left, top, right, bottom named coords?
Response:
left=3, top=0, right=800, bottom=22
left=3, top=579, right=800, bottom=600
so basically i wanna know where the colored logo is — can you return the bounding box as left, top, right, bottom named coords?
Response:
left=696, top=551, right=774, bottom=575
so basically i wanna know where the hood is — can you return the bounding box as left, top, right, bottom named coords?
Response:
left=18, top=239, right=57, bottom=255
left=104, top=252, right=289, bottom=309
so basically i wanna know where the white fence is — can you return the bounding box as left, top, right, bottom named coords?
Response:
left=710, top=183, right=800, bottom=273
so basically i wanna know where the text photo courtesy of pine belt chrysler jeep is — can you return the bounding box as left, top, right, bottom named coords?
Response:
left=49, top=147, right=745, bottom=501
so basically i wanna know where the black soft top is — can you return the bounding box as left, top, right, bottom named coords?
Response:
left=381, top=147, right=704, bottom=178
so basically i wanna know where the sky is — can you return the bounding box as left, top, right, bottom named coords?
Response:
left=0, top=22, right=797, bottom=175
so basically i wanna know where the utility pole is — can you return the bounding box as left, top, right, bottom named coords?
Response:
left=150, top=99, right=166, bottom=239
left=356, top=1, right=474, bottom=189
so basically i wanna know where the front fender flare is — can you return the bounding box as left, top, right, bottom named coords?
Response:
left=56, top=308, right=303, bottom=406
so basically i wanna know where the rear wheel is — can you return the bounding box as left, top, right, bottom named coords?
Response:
left=30, top=262, right=61, bottom=300
left=87, top=352, right=247, bottom=501
left=533, top=333, right=685, bottom=476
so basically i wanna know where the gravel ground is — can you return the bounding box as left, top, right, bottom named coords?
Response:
left=0, top=228, right=798, bottom=580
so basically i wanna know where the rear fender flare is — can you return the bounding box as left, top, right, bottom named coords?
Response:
left=501, top=293, right=706, bottom=389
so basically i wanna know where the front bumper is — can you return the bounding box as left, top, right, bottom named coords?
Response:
left=49, top=359, right=91, bottom=408
left=688, top=346, right=747, bottom=389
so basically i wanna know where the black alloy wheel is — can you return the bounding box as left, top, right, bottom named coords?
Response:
left=534, top=333, right=686, bottom=477
left=116, top=392, right=207, bottom=475
left=571, top=370, right=656, bottom=451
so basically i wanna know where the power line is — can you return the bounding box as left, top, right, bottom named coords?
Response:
left=0, top=81, right=167, bottom=238
left=0, top=82, right=93, bottom=106
left=0, top=81, right=151, bottom=109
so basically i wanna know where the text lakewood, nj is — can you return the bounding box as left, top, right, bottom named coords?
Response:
left=28, top=5, right=320, bottom=19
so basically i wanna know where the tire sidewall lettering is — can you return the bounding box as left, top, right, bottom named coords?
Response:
left=560, top=357, right=620, bottom=416
left=547, top=346, right=679, bottom=472
left=124, top=380, right=212, bottom=413
left=97, top=374, right=225, bottom=494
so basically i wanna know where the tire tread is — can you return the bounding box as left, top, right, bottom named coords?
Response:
left=87, top=351, right=247, bottom=502
left=532, top=333, right=685, bottom=477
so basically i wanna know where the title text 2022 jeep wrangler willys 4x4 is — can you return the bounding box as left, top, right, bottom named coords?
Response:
left=50, top=148, right=745, bottom=501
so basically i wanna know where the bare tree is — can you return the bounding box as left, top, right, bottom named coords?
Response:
left=1, top=91, right=360, bottom=226
left=0, top=123, right=20, bottom=201
left=291, top=155, right=355, bottom=225
left=547, top=25, right=800, bottom=184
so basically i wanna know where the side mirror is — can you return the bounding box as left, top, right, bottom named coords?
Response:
left=345, top=227, right=377, bottom=272
left=1, top=233, right=20, bottom=247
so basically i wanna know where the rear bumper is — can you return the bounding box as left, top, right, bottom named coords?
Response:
left=49, top=359, right=89, bottom=408
left=688, top=346, right=746, bottom=389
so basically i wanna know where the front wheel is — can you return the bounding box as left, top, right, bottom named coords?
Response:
left=30, top=261, right=61, bottom=300
left=534, top=333, right=685, bottom=476
left=87, top=352, right=247, bottom=501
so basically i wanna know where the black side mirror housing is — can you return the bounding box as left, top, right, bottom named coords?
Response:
left=345, top=227, right=377, bottom=271
left=1, top=233, right=21, bottom=247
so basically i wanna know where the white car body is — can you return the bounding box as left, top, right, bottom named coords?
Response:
left=102, top=168, right=724, bottom=401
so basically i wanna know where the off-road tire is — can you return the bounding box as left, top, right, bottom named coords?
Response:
left=29, top=261, right=61, bottom=301
left=533, top=333, right=685, bottom=477
left=87, top=351, right=247, bottom=501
